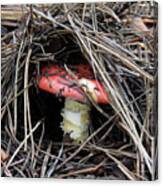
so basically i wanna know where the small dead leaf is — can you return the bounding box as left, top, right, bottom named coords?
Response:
left=131, top=17, right=149, bottom=32
left=1, top=148, right=9, bottom=162
left=125, top=16, right=153, bottom=37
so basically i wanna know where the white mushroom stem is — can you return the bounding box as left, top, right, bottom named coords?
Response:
left=61, top=98, right=91, bottom=143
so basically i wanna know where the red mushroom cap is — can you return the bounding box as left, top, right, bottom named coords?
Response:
left=37, top=64, right=109, bottom=104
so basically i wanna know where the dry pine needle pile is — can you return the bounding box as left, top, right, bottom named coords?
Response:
left=1, top=2, right=158, bottom=180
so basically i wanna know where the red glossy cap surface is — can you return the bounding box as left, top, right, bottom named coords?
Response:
left=37, top=64, right=109, bottom=104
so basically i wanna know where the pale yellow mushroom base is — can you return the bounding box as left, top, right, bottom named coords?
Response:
left=61, top=98, right=91, bottom=143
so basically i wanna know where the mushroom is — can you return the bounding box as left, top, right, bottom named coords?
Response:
left=37, top=64, right=109, bottom=143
